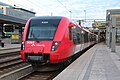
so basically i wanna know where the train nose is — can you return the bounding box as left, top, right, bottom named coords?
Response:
left=25, top=41, right=46, bottom=53
left=25, top=44, right=50, bottom=63
left=25, top=46, right=45, bottom=54
left=33, top=46, right=44, bottom=53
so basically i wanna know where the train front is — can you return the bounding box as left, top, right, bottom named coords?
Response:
left=20, top=16, right=67, bottom=65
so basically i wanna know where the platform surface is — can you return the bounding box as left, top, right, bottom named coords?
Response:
left=53, top=43, right=120, bottom=80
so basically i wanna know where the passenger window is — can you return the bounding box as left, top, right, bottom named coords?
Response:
left=81, top=30, right=85, bottom=43
left=73, top=26, right=81, bottom=44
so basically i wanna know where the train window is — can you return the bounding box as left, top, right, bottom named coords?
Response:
left=90, top=34, right=92, bottom=41
left=73, top=26, right=77, bottom=44
left=5, top=26, right=14, bottom=32
left=73, top=26, right=81, bottom=44
left=84, top=32, right=88, bottom=43
left=81, top=30, right=84, bottom=43
left=69, top=27, right=72, bottom=40
left=27, top=19, right=61, bottom=41
left=88, top=34, right=90, bottom=42
left=77, top=28, right=81, bottom=44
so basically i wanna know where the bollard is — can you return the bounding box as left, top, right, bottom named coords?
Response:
left=1, top=40, right=4, bottom=47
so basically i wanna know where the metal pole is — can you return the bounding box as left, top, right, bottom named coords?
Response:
left=1, top=24, right=4, bottom=47
left=19, top=26, right=22, bottom=43
left=107, top=21, right=112, bottom=48
left=111, top=17, right=116, bottom=52
left=51, top=12, right=53, bottom=16
left=1, top=24, right=4, bottom=37
left=98, top=30, right=100, bottom=42
left=84, top=10, right=86, bottom=22
left=69, top=11, right=72, bottom=19
left=106, top=27, right=108, bottom=45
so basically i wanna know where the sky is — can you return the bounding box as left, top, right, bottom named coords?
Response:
left=0, top=0, right=120, bottom=26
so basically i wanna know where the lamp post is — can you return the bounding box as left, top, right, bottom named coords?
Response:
left=51, top=12, right=53, bottom=16
left=69, top=11, right=72, bottom=19
left=84, top=10, right=86, bottom=22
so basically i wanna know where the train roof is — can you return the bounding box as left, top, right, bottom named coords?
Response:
left=79, top=25, right=97, bottom=35
left=30, top=16, right=65, bottom=20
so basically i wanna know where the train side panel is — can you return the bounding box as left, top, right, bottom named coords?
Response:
left=51, top=17, right=74, bottom=62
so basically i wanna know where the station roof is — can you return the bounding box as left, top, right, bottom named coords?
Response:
left=13, top=7, right=36, bottom=14
left=0, top=14, right=27, bottom=26
left=107, top=9, right=120, bottom=14
left=107, top=9, right=120, bottom=26
left=0, top=2, right=12, bottom=7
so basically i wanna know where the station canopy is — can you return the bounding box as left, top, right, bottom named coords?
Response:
left=0, top=13, right=27, bottom=26
left=107, top=9, right=120, bottom=27
left=111, top=14, right=120, bottom=26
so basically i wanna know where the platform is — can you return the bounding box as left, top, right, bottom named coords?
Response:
left=53, top=43, right=120, bottom=80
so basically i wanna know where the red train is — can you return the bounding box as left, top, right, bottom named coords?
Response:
left=20, top=16, right=97, bottom=66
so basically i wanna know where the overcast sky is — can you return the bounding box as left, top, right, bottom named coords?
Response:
left=1, top=0, right=120, bottom=26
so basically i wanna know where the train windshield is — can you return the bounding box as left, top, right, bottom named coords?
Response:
left=27, top=19, right=61, bottom=41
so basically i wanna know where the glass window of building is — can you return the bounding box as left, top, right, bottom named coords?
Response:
left=116, top=28, right=120, bottom=43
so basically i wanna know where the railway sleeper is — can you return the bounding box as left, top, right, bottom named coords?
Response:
left=0, top=59, right=23, bottom=69
left=0, top=55, right=21, bottom=64
left=0, top=52, right=20, bottom=57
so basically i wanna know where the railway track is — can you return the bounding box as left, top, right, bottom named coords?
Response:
left=18, top=49, right=87, bottom=80
left=0, top=48, right=33, bottom=80
left=0, top=45, right=94, bottom=80
left=19, top=70, right=62, bottom=80
left=22, top=45, right=94, bottom=80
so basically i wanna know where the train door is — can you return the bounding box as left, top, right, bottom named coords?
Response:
left=81, top=30, right=85, bottom=50
left=69, top=26, right=75, bottom=55
left=72, top=26, right=82, bottom=54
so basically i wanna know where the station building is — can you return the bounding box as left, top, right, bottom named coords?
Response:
left=106, top=9, right=120, bottom=54
left=0, top=2, right=35, bottom=44
left=0, top=2, right=35, bottom=20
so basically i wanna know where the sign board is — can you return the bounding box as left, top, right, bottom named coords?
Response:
left=11, top=34, right=19, bottom=39
left=96, top=23, right=106, bottom=27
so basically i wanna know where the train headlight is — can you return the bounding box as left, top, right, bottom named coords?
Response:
left=51, top=41, right=60, bottom=51
left=21, top=41, right=25, bottom=50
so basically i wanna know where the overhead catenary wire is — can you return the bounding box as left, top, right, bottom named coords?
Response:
left=56, top=0, right=83, bottom=20
left=7, top=0, right=27, bottom=8
left=7, top=0, right=40, bottom=14
left=7, top=0, right=74, bottom=17
left=56, top=0, right=73, bottom=19
left=27, top=0, right=51, bottom=13
left=56, top=0, right=71, bottom=13
left=7, top=0, right=48, bottom=15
